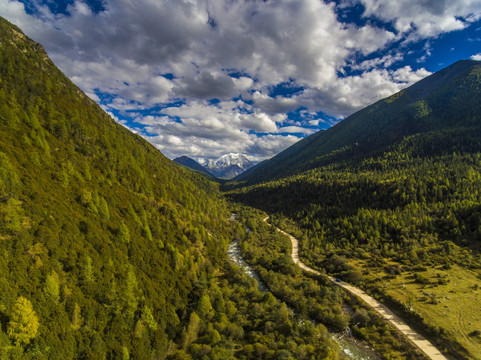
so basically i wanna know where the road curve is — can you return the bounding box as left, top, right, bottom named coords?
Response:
left=263, top=216, right=448, bottom=360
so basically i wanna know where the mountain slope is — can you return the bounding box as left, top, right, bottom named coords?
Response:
left=235, top=60, right=481, bottom=184
left=173, top=155, right=214, bottom=177
left=228, top=61, right=481, bottom=359
left=0, top=17, right=340, bottom=359
left=0, top=17, right=231, bottom=359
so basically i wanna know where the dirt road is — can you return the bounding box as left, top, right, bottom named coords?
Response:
left=264, top=217, right=448, bottom=360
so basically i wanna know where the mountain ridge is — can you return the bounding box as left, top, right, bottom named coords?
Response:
left=173, top=155, right=214, bottom=177
left=233, top=59, right=481, bottom=184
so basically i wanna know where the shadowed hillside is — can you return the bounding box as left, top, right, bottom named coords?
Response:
left=234, top=60, right=481, bottom=185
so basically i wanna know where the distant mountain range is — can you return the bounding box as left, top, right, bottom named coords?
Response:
left=202, top=153, right=254, bottom=179
left=175, top=153, right=254, bottom=179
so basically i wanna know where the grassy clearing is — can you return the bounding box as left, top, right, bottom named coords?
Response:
left=351, top=260, right=481, bottom=359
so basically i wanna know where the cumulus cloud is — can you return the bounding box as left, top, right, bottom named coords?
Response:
left=350, top=53, right=405, bottom=71
left=471, top=53, right=481, bottom=61
left=133, top=99, right=302, bottom=159
left=173, top=71, right=250, bottom=100
left=360, top=0, right=481, bottom=41
left=2, top=0, right=401, bottom=101
left=1, top=0, right=476, bottom=161
left=252, top=91, right=298, bottom=114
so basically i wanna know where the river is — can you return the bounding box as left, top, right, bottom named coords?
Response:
left=227, top=238, right=380, bottom=360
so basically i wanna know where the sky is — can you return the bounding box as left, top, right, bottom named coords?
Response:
left=2, top=0, right=481, bottom=162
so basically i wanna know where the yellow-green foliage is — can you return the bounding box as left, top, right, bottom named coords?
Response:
left=359, top=260, right=481, bottom=359
left=7, top=297, right=40, bottom=346
left=71, top=303, right=82, bottom=331
left=236, top=207, right=423, bottom=359
left=44, top=270, right=60, bottom=303
left=0, top=16, right=342, bottom=360
left=0, top=151, right=19, bottom=198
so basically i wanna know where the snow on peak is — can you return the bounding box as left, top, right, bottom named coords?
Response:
left=197, top=153, right=254, bottom=179
left=212, top=153, right=251, bottom=169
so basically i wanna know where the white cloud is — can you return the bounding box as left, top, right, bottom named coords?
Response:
left=391, top=66, right=432, bottom=83
left=471, top=53, right=481, bottom=61
left=278, top=126, right=316, bottom=135
left=360, top=0, right=481, bottom=40
left=350, top=53, right=405, bottom=70
left=134, top=99, right=301, bottom=160
left=0, top=0, right=400, bottom=105
left=1, top=0, right=470, bottom=161
left=252, top=91, right=298, bottom=114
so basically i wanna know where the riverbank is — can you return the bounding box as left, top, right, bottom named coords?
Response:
left=228, top=219, right=380, bottom=359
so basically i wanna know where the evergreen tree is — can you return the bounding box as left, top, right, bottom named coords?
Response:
left=7, top=296, right=40, bottom=346
left=71, top=303, right=83, bottom=331
left=124, top=265, right=138, bottom=319
left=82, top=255, right=94, bottom=284
left=44, top=270, right=60, bottom=303
left=196, top=295, right=213, bottom=320
left=122, top=346, right=130, bottom=360
left=98, top=197, right=110, bottom=220
left=0, top=152, right=19, bottom=199
left=183, top=311, right=201, bottom=349
left=118, top=221, right=130, bottom=244
left=142, top=305, right=158, bottom=331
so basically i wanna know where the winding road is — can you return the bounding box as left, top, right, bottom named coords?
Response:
left=263, top=217, right=448, bottom=360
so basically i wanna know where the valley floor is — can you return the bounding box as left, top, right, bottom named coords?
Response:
left=351, top=259, right=481, bottom=359
left=264, top=216, right=448, bottom=360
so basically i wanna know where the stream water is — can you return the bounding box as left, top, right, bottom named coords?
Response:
left=227, top=237, right=380, bottom=360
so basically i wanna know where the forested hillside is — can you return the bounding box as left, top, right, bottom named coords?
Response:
left=0, top=17, right=341, bottom=359
left=234, top=60, right=481, bottom=184
left=229, top=62, right=481, bottom=359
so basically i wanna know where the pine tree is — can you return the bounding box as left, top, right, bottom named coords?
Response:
left=44, top=270, right=60, bottom=303
left=7, top=296, right=40, bottom=346
left=142, top=305, right=158, bottom=331
left=196, top=295, right=213, bottom=320
left=80, top=189, right=92, bottom=206
left=0, top=151, right=20, bottom=199
left=142, top=224, right=152, bottom=241
left=71, top=303, right=83, bottom=330
left=118, top=221, right=130, bottom=244
left=122, top=346, right=130, bottom=360
left=82, top=255, right=94, bottom=284
left=124, top=265, right=138, bottom=319
left=183, top=311, right=200, bottom=349
left=134, top=319, right=146, bottom=338
left=98, top=197, right=110, bottom=220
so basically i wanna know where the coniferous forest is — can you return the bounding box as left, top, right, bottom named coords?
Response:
left=2, top=9, right=481, bottom=360
left=0, top=17, right=344, bottom=359
left=229, top=60, right=481, bottom=359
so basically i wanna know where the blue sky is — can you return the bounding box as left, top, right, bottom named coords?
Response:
left=2, top=0, right=481, bottom=161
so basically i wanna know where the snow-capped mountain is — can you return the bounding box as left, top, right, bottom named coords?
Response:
left=199, top=153, right=254, bottom=179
